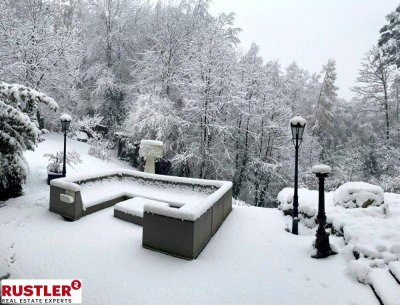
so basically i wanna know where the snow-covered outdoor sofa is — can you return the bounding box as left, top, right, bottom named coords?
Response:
left=49, top=169, right=232, bottom=259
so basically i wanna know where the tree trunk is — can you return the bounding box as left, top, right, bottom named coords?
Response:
left=382, top=71, right=390, bottom=141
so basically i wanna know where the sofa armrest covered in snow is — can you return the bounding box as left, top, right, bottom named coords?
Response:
left=49, top=169, right=232, bottom=259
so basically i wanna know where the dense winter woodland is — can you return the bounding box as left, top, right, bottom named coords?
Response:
left=2, top=0, right=400, bottom=206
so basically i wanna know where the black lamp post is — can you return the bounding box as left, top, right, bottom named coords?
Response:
left=290, top=114, right=306, bottom=235
left=60, top=114, right=72, bottom=177
left=311, top=164, right=336, bottom=259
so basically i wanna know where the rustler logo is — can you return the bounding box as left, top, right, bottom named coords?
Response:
left=1, top=279, right=82, bottom=304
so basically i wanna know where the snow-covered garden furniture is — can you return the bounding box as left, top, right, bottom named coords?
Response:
left=114, top=197, right=169, bottom=226
left=49, top=169, right=232, bottom=259
left=334, top=182, right=384, bottom=208
left=139, top=140, right=164, bottom=174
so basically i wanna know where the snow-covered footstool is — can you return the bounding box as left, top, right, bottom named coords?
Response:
left=114, top=197, right=169, bottom=226
left=334, top=182, right=384, bottom=208
left=139, top=140, right=164, bottom=174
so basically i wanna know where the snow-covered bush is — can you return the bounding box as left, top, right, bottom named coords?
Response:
left=76, top=131, right=89, bottom=142
left=69, top=114, right=113, bottom=160
left=334, top=182, right=384, bottom=208
left=277, top=187, right=317, bottom=218
left=0, top=82, right=58, bottom=199
left=69, top=114, right=104, bottom=141
left=88, top=138, right=112, bottom=161
left=277, top=187, right=318, bottom=228
left=44, top=151, right=82, bottom=174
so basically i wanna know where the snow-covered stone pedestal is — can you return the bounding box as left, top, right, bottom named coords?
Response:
left=311, top=164, right=336, bottom=259
left=139, top=140, right=164, bottom=174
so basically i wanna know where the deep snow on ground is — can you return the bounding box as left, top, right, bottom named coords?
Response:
left=0, top=134, right=379, bottom=305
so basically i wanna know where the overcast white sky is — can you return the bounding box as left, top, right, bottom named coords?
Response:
left=209, top=0, right=399, bottom=100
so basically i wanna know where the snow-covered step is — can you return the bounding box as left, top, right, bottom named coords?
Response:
left=369, top=268, right=400, bottom=305
left=389, top=261, right=400, bottom=284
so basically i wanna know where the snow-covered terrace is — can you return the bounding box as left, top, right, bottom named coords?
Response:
left=49, top=159, right=233, bottom=259
left=0, top=134, right=391, bottom=304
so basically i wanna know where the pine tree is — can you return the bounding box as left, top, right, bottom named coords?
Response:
left=312, top=59, right=338, bottom=147
left=0, top=82, right=58, bottom=199
left=379, top=4, right=400, bottom=67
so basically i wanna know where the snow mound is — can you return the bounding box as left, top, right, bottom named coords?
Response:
left=334, top=182, right=384, bottom=208
left=347, top=258, right=372, bottom=284
left=76, top=131, right=89, bottom=142
left=277, top=187, right=317, bottom=227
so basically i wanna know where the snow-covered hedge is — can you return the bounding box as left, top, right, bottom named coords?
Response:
left=277, top=185, right=400, bottom=266
left=88, top=137, right=112, bottom=161
left=333, top=182, right=384, bottom=208
left=277, top=187, right=318, bottom=228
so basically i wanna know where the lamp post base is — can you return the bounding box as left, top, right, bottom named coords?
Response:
left=311, top=232, right=337, bottom=259
left=292, top=217, right=299, bottom=235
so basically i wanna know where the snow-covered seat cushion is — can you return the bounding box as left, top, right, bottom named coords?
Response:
left=114, top=197, right=169, bottom=218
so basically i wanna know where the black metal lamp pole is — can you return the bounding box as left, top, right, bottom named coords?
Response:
left=62, top=127, right=67, bottom=177
left=312, top=165, right=336, bottom=259
left=292, top=133, right=299, bottom=234
left=60, top=114, right=71, bottom=178
left=290, top=114, right=306, bottom=235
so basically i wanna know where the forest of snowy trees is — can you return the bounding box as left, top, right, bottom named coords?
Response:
left=2, top=0, right=400, bottom=206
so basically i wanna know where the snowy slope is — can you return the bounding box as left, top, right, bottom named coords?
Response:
left=0, top=134, right=379, bottom=305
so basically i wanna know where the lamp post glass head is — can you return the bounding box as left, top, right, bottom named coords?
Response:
left=60, top=114, right=72, bottom=132
left=290, top=114, right=306, bottom=142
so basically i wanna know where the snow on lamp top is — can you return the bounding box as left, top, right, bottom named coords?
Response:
left=139, top=140, right=164, bottom=159
left=60, top=113, right=72, bottom=121
left=290, top=114, right=307, bottom=127
left=312, top=164, right=332, bottom=174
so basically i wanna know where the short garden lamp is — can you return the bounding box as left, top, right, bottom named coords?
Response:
left=290, top=114, right=306, bottom=235
left=60, top=113, right=72, bottom=177
left=311, top=164, right=336, bottom=259
left=139, top=140, right=164, bottom=174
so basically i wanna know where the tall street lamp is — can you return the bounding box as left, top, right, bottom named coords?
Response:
left=290, top=114, right=306, bottom=235
left=60, top=114, right=72, bottom=177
